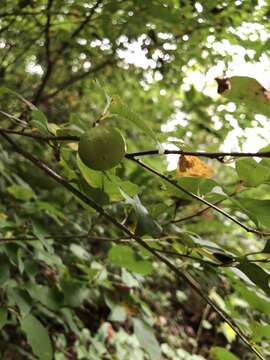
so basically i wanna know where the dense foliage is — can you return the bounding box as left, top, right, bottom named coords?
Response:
left=0, top=1, right=270, bottom=359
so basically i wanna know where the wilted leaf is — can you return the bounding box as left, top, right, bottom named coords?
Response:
left=177, top=155, right=214, bottom=178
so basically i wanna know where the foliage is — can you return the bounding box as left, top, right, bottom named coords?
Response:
left=0, top=1, right=270, bottom=359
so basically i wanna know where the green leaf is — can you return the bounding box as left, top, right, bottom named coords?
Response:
left=110, top=95, right=158, bottom=144
left=263, top=239, right=270, bottom=253
left=236, top=283, right=270, bottom=315
left=26, top=284, right=63, bottom=311
left=0, top=308, right=7, bottom=330
left=78, top=156, right=139, bottom=201
left=7, top=184, right=35, bottom=201
left=0, top=86, right=34, bottom=108
left=237, top=260, right=270, bottom=296
left=236, top=158, right=270, bottom=187
left=20, top=314, right=53, bottom=360
left=108, top=245, right=153, bottom=275
left=60, top=279, right=90, bottom=307
left=165, top=176, right=217, bottom=200
left=235, top=198, right=270, bottom=228
left=70, top=243, right=90, bottom=260
left=216, top=76, right=270, bottom=118
left=211, top=346, right=239, bottom=360
left=121, top=191, right=162, bottom=238
left=133, top=318, right=161, bottom=360
left=106, top=298, right=127, bottom=322
left=77, top=155, right=121, bottom=201
left=0, top=263, right=10, bottom=287
left=252, top=324, right=270, bottom=342
left=30, top=109, right=51, bottom=134
left=78, top=175, right=110, bottom=206
left=7, top=288, right=31, bottom=316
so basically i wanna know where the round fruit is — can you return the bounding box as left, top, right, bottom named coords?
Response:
left=78, top=126, right=126, bottom=171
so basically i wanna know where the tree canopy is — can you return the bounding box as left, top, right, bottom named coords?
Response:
left=0, top=1, right=270, bottom=359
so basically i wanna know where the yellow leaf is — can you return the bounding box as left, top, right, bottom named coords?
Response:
left=218, top=322, right=237, bottom=343
left=177, top=155, right=214, bottom=178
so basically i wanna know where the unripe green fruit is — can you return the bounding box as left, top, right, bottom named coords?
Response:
left=78, top=126, right=126, bottom=171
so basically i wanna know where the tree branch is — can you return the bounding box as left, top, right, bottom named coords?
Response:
left=0, top=129, right=79, bottom=141
left=128, top=157, right=270, bottom=237
left=172, top=190, right=237, bottom=224
left=0, top=130, right=264, bottom=360
left=58, top=0, right=103, bottom=54
left=1, top=128, right=270, bottom=162
left=39, top=58, right=116, bottom=102
left=32, top=0, right=54, bottom=105
left=126, top=149, right=270, bottom=159
left=32, top=0, right=103, bottom=105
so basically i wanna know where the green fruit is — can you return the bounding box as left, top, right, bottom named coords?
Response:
left=78, top=126, right=126, bottom=171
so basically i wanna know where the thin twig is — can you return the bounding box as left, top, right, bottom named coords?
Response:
left=33, top=0, right=103, bottom=105
left=128, top=157, right=270, bottom=237
left=32, top=0, right=54, bottom=105
left=0, top=128, right=79, bottom=141
left=0, top=130, right=264, bottom=360
left=193, top=303, right=211, bottom=354
left=39, top=58, right=115, bottom=102
left=1, top=128, right=270, bottom=163
left=172, top=190, right=237, bottom=224
left=58, top=0, right=103, bottom=54
left=125, top=149, right=270, bottom=159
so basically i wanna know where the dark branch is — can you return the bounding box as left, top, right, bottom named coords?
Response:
left=39, top=58, right=116, bottom=102
left=32, top=0, right=54, bottom=105
left=172, top=190, right=237, bottom=224
left=0, top=129, right=79, bottom=141
left=126, top=149, right=270, bottom=159
left=129, top=157, right=270, bottom=237
left=32, top=0, right=103, bottom=105
left=2, top=129, right=270, bottom=163
left=0, top=130, right=263, bottom=360
left=58, top=0, right=103, bottom=54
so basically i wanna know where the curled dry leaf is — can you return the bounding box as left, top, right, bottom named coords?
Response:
left=177, top=155, right=214, bottom=178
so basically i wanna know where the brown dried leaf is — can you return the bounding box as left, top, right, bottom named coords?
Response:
left=177, top=155, right=214, bottom=178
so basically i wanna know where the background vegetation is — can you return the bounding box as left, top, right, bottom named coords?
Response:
left=0, top=1, right=270, bottom=359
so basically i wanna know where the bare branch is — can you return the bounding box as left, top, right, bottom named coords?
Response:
left=126, top=149, right=270, bottom=159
